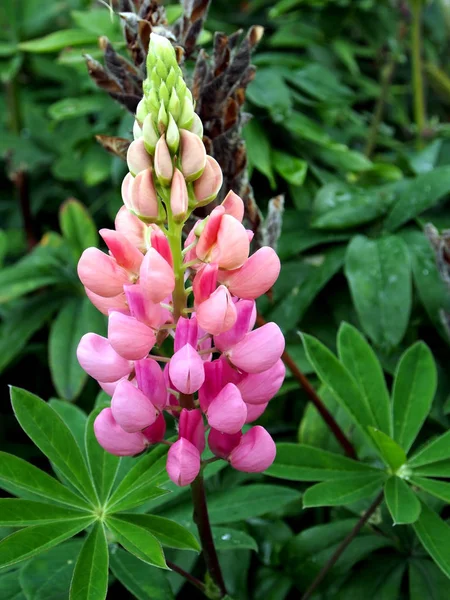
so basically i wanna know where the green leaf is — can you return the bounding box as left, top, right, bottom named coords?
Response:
left=70, top=524, right=108, bottom=600
left=19, top=29, right=98, bottom=53
left=0, top=519, right=93, bottom=569
left=247, top=69, right=292, bottom=120
left=59, top=199, right=98, bottom=259
left=400, top=229, right=450, bottom=341
left=392, top=342, right=437, bottom=452
left=408, top=431, right=450, bottom=467
left=212, top=528, right=258, bottom=551
left=49, top=298, right=106, bottom=401
left=109, top=548, right=174, bottom=600
left=113, top=515, right=200, bottom=552
left=20, top=541, right=83, bottom=600
left=311, top=183, right=392, bottom=230
left=0, top=499, right=89, bottom=526
left=107, top=445, right=168, bottom=510
left=70, top=9, right=120, bottom=38
left=85, top=409, right=121, bottom=504
left=106, top=482, right=168, bottom=514
left=384, top=477, right=421, bottom=524
left=301, top=334, right=377, bottom=435
left=338, top=323, right=391, bottom=435
left=268, top=246, right=346, bottom=332
left=413, top=503, right=450, bottom=579
left=0, top=451, right=89, bottom=509
left=106, top=517, right=167, bottom=569
left=315, top=145, right=372, bottom=173
left=303, top=473, right=385, bottom=508
left=49, top=97, right=108, bottom=122
left=0, top=570, right=26, bottom=599
left=243, top=119, right=276, bottom=188
left=337, top=560, right=405, bottom=599
left=384, top=166, right=450, bottom=231
left=409, top=559, right=450, bottom=600
left=410, top=477, right=450, bottom=503
left=266, top=443, right=379, bottom=481
left=287, top=63, right=353, bottom=103
left=10, top=387, right=98, bottom=505
left=367, top=428, right=407, bottom=472
left=49, top=400, right=88, bottom=453
left=345, top=235, right=412, bottom=349
left=272, top=151, right=307, bottom=186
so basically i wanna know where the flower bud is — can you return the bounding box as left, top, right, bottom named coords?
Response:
left=108, top=311, right=156, bottom=361
left=135, top=358, right=167, bottom=410
left=168, top=88, right=180, bottom=120
left=166, top=114, right=180, bottom=154
left=180, top=129, right=206, bottom=182
left=229, top=426, right=276, bottom=472
left=179, top=408, right=205, bottom=452
left=127, top=138, right=152, bottom=176
left=190, top=112, right=204, bottom=138
left=169, top=344, right=205, bottom=394
left=178, top=95, right=195, bottom=130
left=78, top=248, right=129, bottom=297
left=167, top=438, right=201, bottom=486
left=129, top=169, right=160, bottom=221
left=154, top=135, right=173, bottom=186
left=228, top=322, right=285, bottom=374
left=222, top=191, right=244, bottom=222
left=207, top=383, right=247, bottom=434
left=143, top=114, right=159, bottom=154
left=94, top=408, right=148, bottom=456
left=158, top=101, right=168, bottom=133
left=133, top=120, right=143, bottom=139
left=135, top=99, right=147, bottom=124
left=143, top=412, right=166, bottom=444
left=77, top=333, right=132, bottom=383
left=170, top=168, right=189, bottom=222
left=115, top=206, right=147, bottom=253
left=139, top=247, right=175, bottom=304
left=111, top=379, right=158, bottom=433
left=196, top=285, right=237, bottom=336
left=193, top=156, right=223, bottom=206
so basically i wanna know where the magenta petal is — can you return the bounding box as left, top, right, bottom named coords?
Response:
left=124, top=284, right=167, bottom=329
left=111, top=379, right=157, bottom=432
left=108, top=311, right=156, bottom=360
left=237, top=359, right=285, bottom=405
left=143, top=413, right=166, bottom=444
left=179, top=408, right=205, bottom=452
left=196, top=285, right=237, bottom=336
left=174, top=316, right=199, bottom=352
left=140, top=247, right=175, bottom=304
left=135, top=358, right=167, bottom=410
left=208, top=428, right=242, bottom=459
left=198, top=360, right=225, bottom=412
left=228, top=322, right=285, bottom=374
left=77, top=333, right=132, bottom=383
left=94, top=408, right=147, bottom=456
left=229, top=426, right=276, bottom=472
left=207, top=383, right=247, bottom=434
left=166, top=438, right=201, bottom=486
left=169, top=344, right=205, bottom=394
left=245, top=402, right=268, bottom=423
left=214, top=299, right=255, bottom=351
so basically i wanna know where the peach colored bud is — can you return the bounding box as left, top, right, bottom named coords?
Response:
left=100, top=229, right=143, bottom=274
left=127, top=138, right=152, bottom=176
left=133, top=120, right=142, bottom=139
left=214, top=215, right=250, bottom=270
left=94, top=408, right=148, bottom=456
left=139, top=247, right=175, bottom=304
left=170, top=168, right=189, bottom=222
left=154, top=135, right=173, bottom=186
left=222, top=191, right=244, bottom=222
left=111, top=379, right=158, bottom=433
left=77, top=333, right=132, bottom=382
left=108, top=311, right=156, bottom=360
left=196, top=285, right=237, bottom=335
left=167, top=438, right=200, bottom=486
left=130, top=169, right=160, bottom=220
left=121, top=173, right=134, bottom=211
left=180, top=129, right=206, bottom=182
left=78, top=248, right=129, bottom=297
left=189, top=112, right=204, bottom=138
left=207, top=383, right=247, bottom=435
left=115, top=206, right=147, bottom=253
left=85, top=288, right=127, bottom=316
left=193, top=156, right=223, bottom=205
left=220, top=247, right=281, bottom=299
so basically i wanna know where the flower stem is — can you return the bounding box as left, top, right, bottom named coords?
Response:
left=166, top=560, right=206, bottom=594
left=301, top=491, right=384, bottom=600
left=411, top=0, right=426, bottom=142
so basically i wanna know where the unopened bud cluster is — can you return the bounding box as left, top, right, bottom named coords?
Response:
left=77, top=34, right=285, bottom=486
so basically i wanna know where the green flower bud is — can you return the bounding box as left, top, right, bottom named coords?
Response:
left=146, top=89, right=160, bottom=114
left=166, top=67, right=177, bottom=90
left=143, top=114, right=159, bottom=154
left=150, top=70, right=161, bottom=90
left=156, top=58, right=168, bottom=80
left=159, top=82, right=170, bottom=106
left=168, top=88, right=180, bottom=121
left=178, top=96, right=195, bottom=130
left=158, top=101, right=168, bottom=133
left=190, top=112, right=204, bottom=138
left=175, top=78, right=187, bottom=101
left=136, top=99, right=148, bottom=124
left=166, top=114, right=180, bottom=154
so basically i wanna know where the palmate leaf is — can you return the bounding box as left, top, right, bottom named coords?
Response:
left=413, top=503, right=450, bottom=579
left=113, top=514, right=200, bottom=552
left=105, top=516, right=167, bottom=569
left=303, top=473, right=386, bottom=508
left=407, top=430, right=450, bottom=468
left=109, top=549, right=174, bottom=600
left=367, top=428, right=407, bottom=472
left=384, top=477, right=421, bottom=525
left=0, top=499, right=90, bottom=526
left=10, top=387, right=98, bottom=505
left=70, top=523, right=109, bottom=600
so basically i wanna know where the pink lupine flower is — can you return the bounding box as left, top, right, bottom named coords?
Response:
left=115, top=206, right=147, bottom=253
left=78, top=248, right=130, bottom=297
left=98, top=376, right=128, bottom=397
left=214, top=299, right=255, bottom=351
left=135, top=358, right=168, bottom=410
left=206, top=383, right=247, bottom=434
left=179, top=408, right=205, bottom=452
left=127, top=138, right=152, bottom=176
left=208, top=428, right=242, bottom=460
left=244, top=402, right=268, bottom=423
left=122, top=170, right=160, bottom=220
left=77, top=333, right=132, bottom=382
left=227, top=322, right=285, bottom=373
left=169, top=344, right=205, bottom=394
left=229, top=426, right=276, bottom=472
left=143, top=413, right=166, bottom=444
left=100, top=229, right=143, bottom=273
left=196, top=285, right=237, bottom=335
left=167, top=438, right=201, bottom=486
left=198, top=360, right=226, bottom=412
left=94, top=408, right=148, bottom=456
left=124, top=284, right=170, bottom=330
left=111, top=379, right=158, bottom=432
left=170, top=168, right=189, bottom=221
left=193, top=264, right=218, bottom=305
left=193, top=155, right=223, bottom=204
left=174, top=316, right=198, bottom=352
left=219, top=247, right=281, bottom=299
left=237, top=359, right=286, bottom=405
left=180, top=129, right=206, bottom=182
left=195, top=207, right=225, bottom=262
left=222, top=190, right=244, bottom=222
left=108, top=311, right=156, bottom=361
left=84, top=288, right=127, bottom=316
left=214, top=215, right=250, bottom=270
left=140, top=247, right=175, bottom=303
left=148, top=224, right=173, bottom=266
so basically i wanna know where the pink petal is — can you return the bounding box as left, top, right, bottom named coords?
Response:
left=166, top=438, right=201, bottom=486
left=124, top=284, right=167, bottom=329
left=140, top=247, right=175, bottom=304
left=214, top=215, right=249, bottom=270
left=94, top=408, right=147, bottom=456
left=115, top=206, right=147, bottom=253
left=196, top=206, right=225, bottom=262
left=170, top=168, right=189, bottom=219
left=100, top=228, right=143, bottom=273
left=77, top=333, right=132, bottom=382
left=193, top=156, right=223, bottom=205
left=207, top=383, right=247, bottom=434
left=245, top=402, right=268, bottom=423
left=108, top=311, right=156, bottom=360
left=169, top=343, right=205, bottom=394
left=154, top=135, right=173, bottom=185
left=135, top=358, right=167, bottom=410
left=208, top=428, right=242, bottom=459
left=85, top=287, right=127, bottom=316
left=228, top=322, right=285, bottom=374
left=214, top=299, right=255, bottom=351
left=222, top=190, right=244, bottom=222
left=179, top=408, right=205, bottom=452
left=196, top=285, right=237, bottom=335
left=193, top=263, right=218, bottom=305
left=180, top=129, right=206, bottom=182
left=143, top=412, right=167, bottom=444
left=127, top=137, right=152, bottom=175
left=149, top=225, right=173, bottom=266
left=78, top=248, right=129, bottom=297
left=221, top=247, right=281, bottom=300
left=229, top=426, right=276, bottom=472
left=198, top=360, right=225, bottom=412
left=237, top=359, right=285, bottom=405
left=174, top=316, right=199, bottom=352
left=111, top=379, right=158, bottom=432
left=130, top=168, right=160, bottom=220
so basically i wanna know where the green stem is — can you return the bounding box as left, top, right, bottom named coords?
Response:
left=364, top=59, right=396, bottom=158
left=166, top=212, right=187, bottom=321
left=411, top=0, right=426, bottom=142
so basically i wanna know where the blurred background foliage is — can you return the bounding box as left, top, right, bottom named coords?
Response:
left=1, top=0, right=450, bottom=598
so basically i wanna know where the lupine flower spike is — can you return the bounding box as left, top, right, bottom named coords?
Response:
left=77, top=33, right=284, bottom=486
